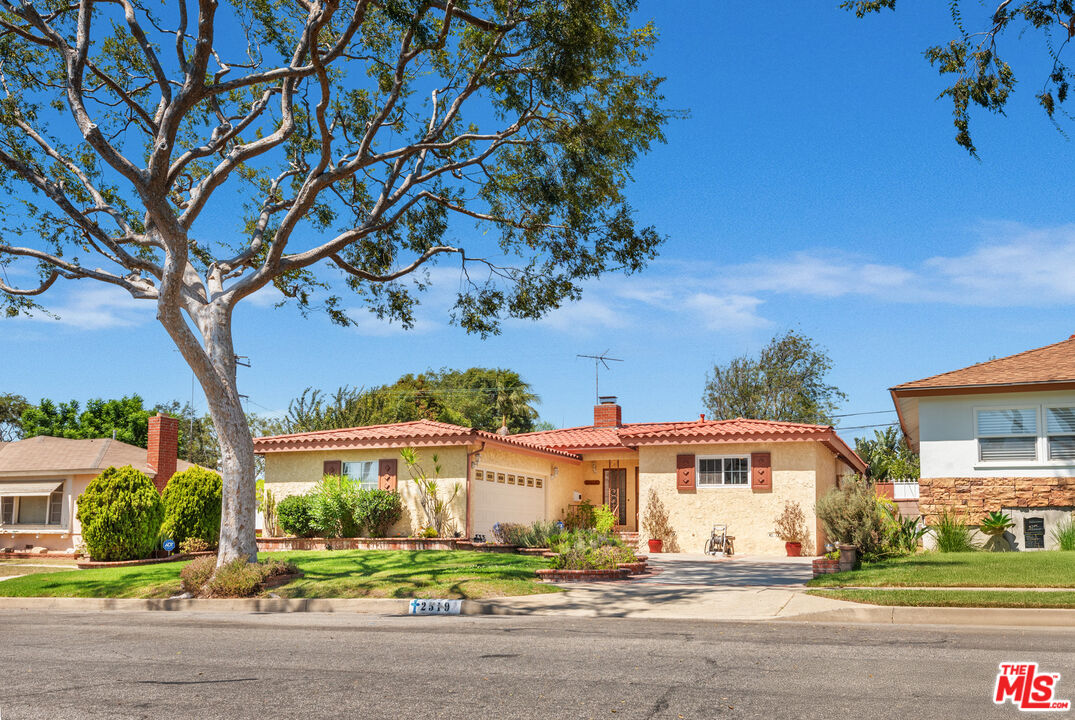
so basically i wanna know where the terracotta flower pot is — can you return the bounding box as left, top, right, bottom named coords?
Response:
left=647, top=538, right=663, bottom=553
left=784, top=541, right=802, bottom=557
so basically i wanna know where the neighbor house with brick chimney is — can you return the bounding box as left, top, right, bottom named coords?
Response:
left=256, top=398, right=865, bottom=555
left=892, top=335, right=1075, bottom=550
left=0, top=413, right=189, bottom=553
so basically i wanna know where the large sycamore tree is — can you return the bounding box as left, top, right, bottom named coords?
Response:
left=0, top=0, right=668, bottom=563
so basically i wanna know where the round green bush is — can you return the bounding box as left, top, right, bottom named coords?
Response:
left=277, top=493, right=316, bottom=537
left=160, top=467, right=222, bottom=548
left=76, top=465, right=164, bottom=561
left=356, top=489, right=403, bottom=537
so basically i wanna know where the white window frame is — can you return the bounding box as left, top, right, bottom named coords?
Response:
left=341, top=461, right=378, bottom=491
left=695, top=455, right=751, bottom=488
left=1044, top=404, right=1075, bottom=462
left=0, top=489, right=65, bottom=527
left=974, top=405, right=1041, bottom=464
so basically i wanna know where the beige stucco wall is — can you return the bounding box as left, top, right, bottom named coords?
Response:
left=263, top=447, right=468, bottom=537
left=638, top=442, right=837, bottom=556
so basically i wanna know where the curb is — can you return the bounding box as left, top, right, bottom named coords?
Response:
left=777, top=604, right=1075, bottom=628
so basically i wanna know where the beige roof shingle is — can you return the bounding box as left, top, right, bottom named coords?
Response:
left=0, top=436, right=193, bottom=476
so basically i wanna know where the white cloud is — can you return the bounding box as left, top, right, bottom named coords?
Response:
left=537, top=298, right=630, bottom=333
left=681, top=293, right=769, bottom=331
left=22, top=284, right=151, bottom=330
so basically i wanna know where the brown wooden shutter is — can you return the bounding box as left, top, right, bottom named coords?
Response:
left=676, top=454, right=695, bottom=492
left=751, top=452, right=771, bottom=492
left=378, top=459, right=398, bottom=491
left=323, top=459, right=342, bottom=477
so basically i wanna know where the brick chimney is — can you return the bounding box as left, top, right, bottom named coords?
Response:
left=594, top=396, right=622, bottom=428
left=147, top=413, right=179, bottom=492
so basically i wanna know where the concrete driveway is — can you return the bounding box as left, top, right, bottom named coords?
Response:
left=639, top=553, right=813, bottom=587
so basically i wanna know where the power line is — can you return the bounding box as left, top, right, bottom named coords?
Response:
left=831, top=409, right=897, bottom=418
left=835, top=421, right=900, bottom=431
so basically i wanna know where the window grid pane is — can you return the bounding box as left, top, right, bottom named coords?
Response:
left=342, top=461, right=378, bottom=490
left=979, top=437, right=1037, bottom=462
left=698, top=458, right=722, bottom=485
left=47, top=491, right=62, bottom=525
left=723, top=457, right=749, bottom=485
left=1049, top=436, right=1075, bottom=461
left=0, top=497, right=12, bottom=524
left=1048, top=407, right=1075, bottom=434
left=977, top=408, right=1037, bottom=436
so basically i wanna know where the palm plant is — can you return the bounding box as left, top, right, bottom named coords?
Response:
left=400, top=448, right=459, bottom=537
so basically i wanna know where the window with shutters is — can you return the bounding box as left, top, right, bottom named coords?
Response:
left=0, top=490, right=64, bottom=526
left=1047, top=406, right=1075, bottom=461
left=341, top=461, right=378, bottom=490
left=696, top=456, right=750, bottom=487
left=976, top=407, right=1038, bottom=462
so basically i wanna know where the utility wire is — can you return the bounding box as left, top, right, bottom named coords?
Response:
left=831, top=409, right=897, bottom=418
left=835, top=421, right=900, bottom=431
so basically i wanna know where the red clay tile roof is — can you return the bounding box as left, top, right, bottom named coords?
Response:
left=0, top=436, right=194, bottom=476
left=892, top=335, right=1075, bottom=393
left=253, top=419, right=582, bottom=460
left=512, top=422, right=672, bottom=452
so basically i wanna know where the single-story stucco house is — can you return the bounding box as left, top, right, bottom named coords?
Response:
left=0, top=413, right=188, bottom=553
left=255, top=398, right=866, bottom=555
left=892, top=334, right=1075, bottom=550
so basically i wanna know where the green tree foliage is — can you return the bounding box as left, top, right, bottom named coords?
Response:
left=160, top=467, right=223, bottom=548
left=701, top=331, right=847, bottom=426
left=844, top=0, right=1075, bottom=155
left=308, top=475, right=362, bottom=538
left=0, top=392, right=29, bottom=442
left=21, top=396, right=151, bottom=446
left=854, top=426, right=921, bottom=480
left=276, top=494, right=317, bottom=538
left=76, top=465, right=164, bottom=561
left=281, top=368, right=541, bottom=434
left=153, top=401, right=221, bottom=469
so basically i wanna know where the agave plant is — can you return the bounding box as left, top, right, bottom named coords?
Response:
left=979, top=510, right=1014, bottom=552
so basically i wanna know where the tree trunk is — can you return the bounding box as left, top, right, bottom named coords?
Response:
left=158, top=299, right=258, bottom=566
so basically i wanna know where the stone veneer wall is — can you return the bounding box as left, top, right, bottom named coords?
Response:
left=919, top=477, right=1075, bottom=523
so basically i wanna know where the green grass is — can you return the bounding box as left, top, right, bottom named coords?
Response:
left=0, top=550, right=556, bottom=600
left=807, top=588, right=1075, bottom=609
left=807, top=551, right=1075, bottom=588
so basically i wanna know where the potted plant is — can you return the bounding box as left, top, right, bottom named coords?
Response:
left=979, top=510, right=1015, bottom=552
left=641, top=488, right=679, bottom=554
left=773, top=501, right=810, bottom=557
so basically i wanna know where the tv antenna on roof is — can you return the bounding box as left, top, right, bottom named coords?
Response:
left=577, top=351, right=623, bottom=404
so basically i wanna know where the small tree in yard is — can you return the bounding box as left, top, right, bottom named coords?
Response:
left=0, top=1, right=670, bottom=565
left=160, top=466, right=223, bottom=548
left=641, top=488, right=679, bottom=552
left=400, top=448, right=458, bottom=537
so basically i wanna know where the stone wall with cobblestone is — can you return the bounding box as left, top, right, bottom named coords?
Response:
left=919, top=476, right=1075, bottom=523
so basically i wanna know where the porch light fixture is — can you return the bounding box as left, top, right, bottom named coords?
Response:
left=591, top=461, right=597, bottom=473
left=551, top=466, right=559, bottom=478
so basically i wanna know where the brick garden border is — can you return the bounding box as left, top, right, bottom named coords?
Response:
left=536, top=567, right=630, bottom=582
left=76, top=551, right=215, bottom=569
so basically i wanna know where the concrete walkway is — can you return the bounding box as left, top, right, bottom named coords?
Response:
left=638, top=553, right=813, bottom=587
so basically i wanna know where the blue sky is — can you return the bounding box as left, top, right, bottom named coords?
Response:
left=7, top=1, right=1075, bottom=440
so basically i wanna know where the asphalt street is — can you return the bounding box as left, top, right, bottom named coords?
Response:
left=1, top=610, right=1073, bottom=719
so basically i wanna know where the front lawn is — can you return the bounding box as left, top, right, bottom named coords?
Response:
left=807, top=588, right=1075, bottom=609
left=0, top=550, right=555, bottom=600
left=807, top=551, right=1075, bottom=588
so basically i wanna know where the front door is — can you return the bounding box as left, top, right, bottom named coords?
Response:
left=603, top=468, right=628, bottom=526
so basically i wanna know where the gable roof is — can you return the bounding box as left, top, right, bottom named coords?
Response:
left=253, top=419, right=583, bottom=461
left=0, top=436, right=194, bottom=477
left=892, top=335, right=1075, bottom=394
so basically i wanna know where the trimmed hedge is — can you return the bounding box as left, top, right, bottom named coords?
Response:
left=277, top=494, right=316, bottom=537
left=160, top=467, right=222, bottom=547
left=76, top=465, right=164, bottom=561
left=356, top=489, right=403, bottom=537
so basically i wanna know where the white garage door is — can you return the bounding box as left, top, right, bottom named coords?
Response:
left=471, top=469, right=546, bottom=541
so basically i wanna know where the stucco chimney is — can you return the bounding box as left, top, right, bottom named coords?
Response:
left=147, top=413, right=179, bottom=492
left=594, top=396, right=622, bottom=428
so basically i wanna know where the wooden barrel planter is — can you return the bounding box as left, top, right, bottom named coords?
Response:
left=536, top=567, right=630, bottom=582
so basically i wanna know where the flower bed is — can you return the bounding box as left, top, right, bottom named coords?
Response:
left=536, top=567, right=630, bottom=582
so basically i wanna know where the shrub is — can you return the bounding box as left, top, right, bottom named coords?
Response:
left=932, top=511, right=977, bottom=553
left=417, top=526, right=439, bottom=538
left=641, top=489, right=680, bottom=552
left=815, top=477, right=890, bottom=559
left=76, top=465, right=164, bottom=561
left=564, top=499, right=596, bottom=531
left=890, top=515, right=928, bottom=554
left=594, top=504, right=617, bottom=534
left=180, top=555, right=216, bottom=594
left=277, top=494, right=317, bottom=537
left=309, top=474, right=362, bottom=538
left=490, top=520, right=562, bottom=547
left=773, top=501, right=810, bottom=544
left=551, top=541, right=634, bottom=570
left=355, top=489, right=403, bottom=537
left=492, top=522, right=526, bottom=544
left=1052, top=520, right=1075, bottom=551
left=179, top=537, right=211, bottom=554
left=160, top=467, right=222, bottom=548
